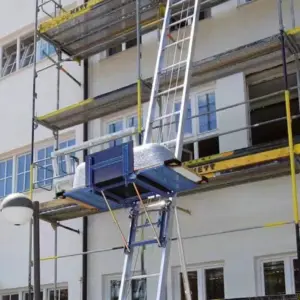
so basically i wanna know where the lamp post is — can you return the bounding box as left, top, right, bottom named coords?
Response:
left=0, top=193, right=41, bottom=300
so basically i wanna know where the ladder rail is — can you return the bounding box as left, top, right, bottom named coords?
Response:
left=175, top=0, right=201, bottom=160
left=143, top=0, right=173, bottom=145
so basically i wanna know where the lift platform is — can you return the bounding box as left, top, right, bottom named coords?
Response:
left=39, top=138, right=300, bottom=223
left=38, top=0, right=230, bottom=61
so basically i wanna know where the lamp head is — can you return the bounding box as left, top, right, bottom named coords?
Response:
left=0, top=193, right=34, bottom=226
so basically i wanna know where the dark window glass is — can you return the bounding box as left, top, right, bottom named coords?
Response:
left=205, top=268, right=224, bottom=300
left=131, top=279, right=147, bottom=299
left=180, top=271, right=198, bottom=300
left=294, top=259, right=300, bottom=293
left=263, top=261, right=286, bottom=295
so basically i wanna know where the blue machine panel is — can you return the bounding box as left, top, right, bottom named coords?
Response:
left=86, top=141, right=134, bottom=188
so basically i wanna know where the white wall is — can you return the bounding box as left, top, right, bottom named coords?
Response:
left=216, top=72, right=250, bottom=151
left=89, top=0, right=300, bottom=98
left=87, top=174, right=299, bottom=300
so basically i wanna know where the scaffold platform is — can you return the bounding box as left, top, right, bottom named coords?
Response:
left=35, top=32, right=292, bottom=132
left=39, top=138, right=300, bottom=223
left=38, top=0, right=230, bottom=60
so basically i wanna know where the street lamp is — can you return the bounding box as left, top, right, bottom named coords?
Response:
left=0, top=193, right=34, bottom=225
left=0, top=193, right=41, bottom=300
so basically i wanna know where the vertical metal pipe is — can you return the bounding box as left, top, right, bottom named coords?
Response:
left=174, top=206, right=191, bottom=300
left=290, top=0, right=296, bottom=29
left=33, top=201, right=41, bottom=300
left=136, top=0, right=142, bottom=145
left=54, top=224, right=58, bottom=300
left=29, top=0, right=40, bottom=298
left=277, top=0, right=300, bottom=269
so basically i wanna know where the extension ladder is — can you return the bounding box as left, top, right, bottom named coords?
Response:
left=118, top=0, right=201, bottom=299
left=143, top=0, right=201, bottom=161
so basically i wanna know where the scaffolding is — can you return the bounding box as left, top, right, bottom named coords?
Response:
left=26, top=0, right=300, bottom=299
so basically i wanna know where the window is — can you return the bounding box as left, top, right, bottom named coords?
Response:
left=108, top=119, right=124, bottom=147
left=48, top=288, right=68, bottom=300
left=0, top=159, right=13, bottom=198
left=257, top=254, right=300, bottom=295
left=175, top=264, right=225, bottom=300
left=37, top=145, right=54, bottom=187
left=58, top=139, right=76, bottom=176
left=36, top=139, right=76, bottom=186
left=20, top=36, right=34, bottom=68
left=174, top=100, right=193, bottom=135
left=36, top=38, right=56, bottom=61
left=106, top=114, right=141, bottom=148
left=17, top=153, right=31, bottom=193
left=2, top=42, right=17, bottom=77
left=23, top=291, right=43, bottom=300
left=107, top=37, right=142, bottom=57
left=2, top=295, right=19, bottom=300
left=197, top=92, right=217, bottom=133
left=106, top=276, right=146, bottom=300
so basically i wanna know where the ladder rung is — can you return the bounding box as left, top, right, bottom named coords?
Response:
left=153, top=111, right=180, bottom=123
left=131, top=239, right=158, bottom=247
left=136, top=222, right=159, bottom=229
left=162, top=60, right=187, bottom=72
left=129, top=273, right=160, bottom=280
left=168, top=15, right=193, bottom=28
left=164, top=37, right=191, bottom=49
left=171, top=0, right=190, bottom=8
left=157, top=84, right=184, bottom=96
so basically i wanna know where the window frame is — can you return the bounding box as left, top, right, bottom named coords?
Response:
left=256, top=253, right=298, bottom=296
left=0, top=137, right=76, bottom=199
left=172, top=262, right=225, bottom=300
left=104, top=113, right=141, bottom=149
left=0, top=158, right=13, bottom=198
left=16, top=152, right=31, bottom=193
left=103, top=273, right=147, bottom=300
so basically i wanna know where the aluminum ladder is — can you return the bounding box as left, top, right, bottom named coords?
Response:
left=143, top=0, right=201, bottom=161
left=118, top=0, right=201, bottom=299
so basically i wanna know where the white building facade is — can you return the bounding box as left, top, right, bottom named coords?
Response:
left=0, top=0, right=300, bottom=299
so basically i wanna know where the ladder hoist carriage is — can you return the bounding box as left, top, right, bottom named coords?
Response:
left=61, top=141, right=204, bottom=212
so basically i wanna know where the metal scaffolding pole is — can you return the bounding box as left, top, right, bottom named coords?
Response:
left=277, top=0, right=300, bottom=277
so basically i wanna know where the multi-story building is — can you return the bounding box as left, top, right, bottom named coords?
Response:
left=0, top=0, right=300, bottom=299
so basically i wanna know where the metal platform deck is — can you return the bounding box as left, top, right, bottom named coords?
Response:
left=35, top=33, right=287, bottom=132
left=39, top=139, right=300, bottom=222
left=38, top=0, right=230, bottom=60
left=39, top=197, right=99, bottom=223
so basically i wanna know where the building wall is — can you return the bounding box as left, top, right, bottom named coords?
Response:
left=87, top=174, right=300, bottom=300
left=0, top=0, right=299, bottom=300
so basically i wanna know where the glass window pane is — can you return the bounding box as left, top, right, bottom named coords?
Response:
left=205, top=268, right=224, bottom=300
left=0, top=179, right=5, bottom=197
left=17, top=174, right=24, bottom=192
left=18, top=155, right=25, bottom=173
left=60, top=289, right=68, bottom=300
left=132, top=279, right=146, bottom=300
left=24, top=173, right=30, bottom=191
left=111, top=280, right=121, bottom=300
left=175, top=101, right=192, bottom=134
left=68, top=139, right=76, bottom=147
left=38, top=149, right=45, bottom=161
left=180, top=271, right=198, bottom=300
left=5, top=177, right=12, bottom=195
left=0, top=162, right=5, bottom=179
left=2, top=296, right=10, bottom=300
left=49, top=290, right=54, bottom=300
left=25, top=154, right=31, bottom=171
left=11, top=295, right=19, bottom=300
left=6, top=159, right=13, bottom=176
left=263, top=261, right=285, bottom=295
left=294, top=259, right=300, bottom=293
